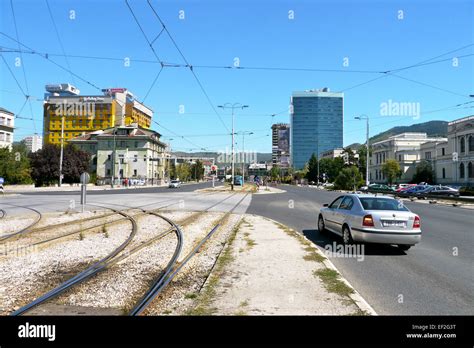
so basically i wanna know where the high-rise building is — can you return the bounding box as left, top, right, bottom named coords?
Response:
left=0, top=107, right=15, bottom=150
left=43, top=84, right=153, bottom=146
left=22, top=135, right=43, bottom=153
left=290, top=88, right=343, bottom=169
left=271, top=123, right=290, bottom=167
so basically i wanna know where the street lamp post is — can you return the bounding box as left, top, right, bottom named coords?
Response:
left=236, top=131, right=253, bottom=183
left=355, top=115, right=370, bottom=186
left=218, top=103, right=249, bottom=191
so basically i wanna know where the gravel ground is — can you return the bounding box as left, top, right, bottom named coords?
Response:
left=143, top=213, right=243, bottom=315
left=0, top=211, right=137, bottom=314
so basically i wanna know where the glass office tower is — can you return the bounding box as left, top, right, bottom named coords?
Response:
left=290, top=88, right=343, bottom=169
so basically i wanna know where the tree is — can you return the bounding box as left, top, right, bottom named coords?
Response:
left=190, top=160, right=204, bottom=182
left=343, top=147, right=357, bottom=166
left=29, top=144, right=90, bottom=186
left=169, top=160, right=177, bottom=179
left=270, top=165, right=280, bottom=181
left=412, top=160, right=434, bottom=184
left=334, top=166, right=364, bottom=190
left=318, top=157, right=345, bottom=182
left=357, top=146, right=367, bottom=180
left=381, top=159, right=402, bottom=184
left=0, top=143, right=33, bottom=184
left=306, top=153, right=319, bottom=183
left=175, top=162, right=191, bottom=182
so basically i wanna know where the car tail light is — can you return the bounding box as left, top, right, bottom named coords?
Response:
left=362, top=214, right=374, bottom=227
left=413, top=216, right=421, bottom=228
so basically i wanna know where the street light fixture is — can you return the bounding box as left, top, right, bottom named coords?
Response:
left=355, top=114, right=370, bottom=186
left=217, top=103, right=249, bottom=190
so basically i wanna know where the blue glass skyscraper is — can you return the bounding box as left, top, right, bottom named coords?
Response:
left=290, top=88, right=343, bottom=169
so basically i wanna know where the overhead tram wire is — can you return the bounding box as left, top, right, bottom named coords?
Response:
left=146, top=0, right=230, bottom=133
left=1, top=46, right=472, bottom=77
left=341, top=43, right=474, bottom=97
left=45, top=0, right=76, bottom=85
left=124, top=0, right=166, bottom=104
left=10, top=0, right=36, bottom=133
left=1, top=32, right=209, bottom=154
left=0, top=32, right=102, bottom=92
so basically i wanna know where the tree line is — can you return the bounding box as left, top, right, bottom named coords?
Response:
left=0, top=143, right=90, bottom=186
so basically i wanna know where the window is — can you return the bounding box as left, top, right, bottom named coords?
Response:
left=425, top=152, right=431, bottom=160
left=460, top=138, right=465, bottom=153
left=339, top=197, right=354, bottom=210
left=134, top=169, right=138, bottom=176
left=468, top=162, right=474, bottom=178
left=107, top=155, right=111, bottom=161
left=469, top=136, right=474, bottom=152
left=442, top=168, right=446, bottom=179
left=359, top=198, right=408, bottom=211
left=399, top=154, right=402, bottom=161
left=460, top=163, right=465, bottom=178
left=329, top=196, right=344, bottom=209
left=107, top=169, right=111, bottom=175
left=442, top=148, right=445, bottom=156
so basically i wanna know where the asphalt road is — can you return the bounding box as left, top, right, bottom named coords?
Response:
left=247, top=185, right=474, bottom=315
left=14, top=181, right=218, bottom=196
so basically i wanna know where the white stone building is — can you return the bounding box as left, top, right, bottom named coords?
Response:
left=22, top=135, right=43, bottom=153
left=369, top=133, right=447, bottom=183
left=0, top=107, right=14, bottom=150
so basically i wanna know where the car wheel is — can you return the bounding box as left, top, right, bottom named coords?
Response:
left=318, top=215, right=326, bottom=234
left=342, top=225, right=354, bottom=245
left=398, top=245, right=412, bottom=251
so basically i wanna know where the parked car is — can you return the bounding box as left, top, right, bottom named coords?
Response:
left=168, top=180, right=181, bottom=188
left=318, top=194, right=421, bottom=251
left=397, top=185, right=430, bottom=197
left=366, top=184, right=395, bottom=193
left=395, top=184, right=417, bottom=192
left=415, top=185, right=460, bottom=199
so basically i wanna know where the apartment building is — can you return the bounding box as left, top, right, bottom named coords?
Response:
left=0, top=107, right=14, bottom=150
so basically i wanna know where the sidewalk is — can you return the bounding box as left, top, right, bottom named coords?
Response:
left=190, top=214, right=374, bottom=315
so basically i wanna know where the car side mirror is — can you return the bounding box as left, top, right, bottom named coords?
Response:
left=323, top=203, right=329, bottom=207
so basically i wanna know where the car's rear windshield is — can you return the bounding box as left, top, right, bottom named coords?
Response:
left=359, top=198, right=409, bottom=211
left=171, top=180, right=179, bottom=183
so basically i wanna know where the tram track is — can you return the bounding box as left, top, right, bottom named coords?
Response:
left=10, top=191, right=243, bottom=315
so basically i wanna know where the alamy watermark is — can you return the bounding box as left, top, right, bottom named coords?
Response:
left=216, top=147, right=257, bottom=164
left=380, top=99, right=421, bottom=120
left=324, top=242, right=365, bottom=262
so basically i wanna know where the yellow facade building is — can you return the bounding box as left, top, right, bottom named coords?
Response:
left=43, top=85, right=152, bottom=145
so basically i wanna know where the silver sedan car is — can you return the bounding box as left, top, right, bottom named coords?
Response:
left=318, top=194, right=421, bottom=251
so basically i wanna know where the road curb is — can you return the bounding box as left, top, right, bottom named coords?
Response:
left=255, top=214, right=378, bottom=316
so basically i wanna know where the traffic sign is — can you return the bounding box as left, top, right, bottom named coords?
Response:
left=80, top=172, right=90, bottom=185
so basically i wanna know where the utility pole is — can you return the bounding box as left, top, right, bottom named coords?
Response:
left=237, top=131, right=253, bottom=183
left=111, top=126, right=117, bottom=188
left=355, top=115, right=370, bottom=186
left=218, top=103, right=249, bottom=191
left=59, top=115, right=65, bottom=187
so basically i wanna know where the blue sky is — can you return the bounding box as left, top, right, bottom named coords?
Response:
left=1, top=0, right=473, bottom=154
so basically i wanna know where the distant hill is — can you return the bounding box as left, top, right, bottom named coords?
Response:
left=352, top=120, right=448, bottom=145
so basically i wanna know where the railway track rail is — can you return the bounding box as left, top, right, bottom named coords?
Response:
left=130, top=192, right=250, bottom=315
left=11, top=192, right=243, bottom=316
left=1, top=190, right=218, bottom=248
left=0, top=204, right=42, bottom=242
